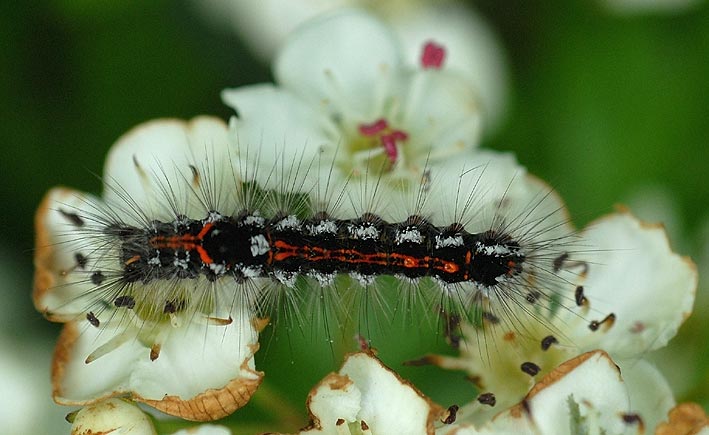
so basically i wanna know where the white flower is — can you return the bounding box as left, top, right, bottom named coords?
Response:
left=293, top=351, right=444, bottom=435
left=222, top=9, right=482, bottom=198
left=197, top=1, right=508, bottom=130
left=277, top=350, right=691, bottom=435
left=429, top=210, right=697, bottom=433
left=34, top=117, right=262, bottom=421
left=440, top=351, right=667, bottom=435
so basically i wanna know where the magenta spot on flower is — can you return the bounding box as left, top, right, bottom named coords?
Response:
left=358, top=118, right=389, bottom=135
left=358, top=118, right=409, bottom=164
left=380, top=135, right=399, bottom=162
left=421, top=41, right=446, bottom=69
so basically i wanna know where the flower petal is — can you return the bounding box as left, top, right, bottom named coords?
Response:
left=274, top=10, right=404, bottom=118
left=222, top=84, right=337, bottom=186
left=53, top=311, right=262, bottom=421
left=399, top=70, right=481, bottom=157
left=299, top=352, right=444, bottom=434
left=301, top=373, right=362, bottom=432
left=443, top=351, right=643, bottom=435
left=387, top=2, right=508, bottom=132
left=340, top=353, right=444, bottom=434
left=103, top=116, right=233, bottom=222
left=34, top=188, right=104, bottom=321
left=576, top=211, right=697, bottom=357
left=618, top=358, right=675, bottom=433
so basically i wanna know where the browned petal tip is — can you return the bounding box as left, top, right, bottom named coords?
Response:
left=139, top=370, right=263, bottom=422
left=655, top=402, right=709, bottom=435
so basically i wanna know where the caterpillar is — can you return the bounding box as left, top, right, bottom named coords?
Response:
left=35, top=117, right=594, bottom=365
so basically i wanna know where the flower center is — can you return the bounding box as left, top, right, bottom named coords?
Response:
left=421, top=40, right=446, bottom=69
left=357, top=118, right=409, bottom=165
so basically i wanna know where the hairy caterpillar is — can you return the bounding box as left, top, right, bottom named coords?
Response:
left=35, top=117, right=597, bottom=367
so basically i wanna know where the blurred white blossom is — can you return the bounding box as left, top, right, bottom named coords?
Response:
left=198, top=1, right=508, bottom=132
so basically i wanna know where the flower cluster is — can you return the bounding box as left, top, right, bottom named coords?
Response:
left=33, top=7, right=705, bottom=435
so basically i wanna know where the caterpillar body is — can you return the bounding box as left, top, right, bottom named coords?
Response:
left=35, top=117, right=588, bottom=364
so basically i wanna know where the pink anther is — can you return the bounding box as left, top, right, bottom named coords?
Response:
left=421, top=40, right=446, bottom=69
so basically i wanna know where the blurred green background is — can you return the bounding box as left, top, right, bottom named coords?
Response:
left=1, top=0, right=707, bottom=433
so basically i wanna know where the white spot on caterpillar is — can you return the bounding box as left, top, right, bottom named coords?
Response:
left=241, top=265, right=262, bottom=279
left=275, top=215, right=301, bottom=231
left=348, top=223, right=379, bottom=240
left=310, top=272, right=335, bottom=287
left=395, top=227, right=423, bottom=245
left=209, top=262, right=226, bottom=276
left=244, top=213, right=265, bottom=227
left=435, top=235, right=464, bottom=249
left=148, top=253, right=161, bottom=266
left=273, top=269, right=297, bottom=287
left=476, top=243, right=518, bottom=257
left=309, top=219, right=337, bottom=235
left=174, top=251, right=190, bottom=270
left=351, top=272, right=375, bottom=286
left=250, top=235, right=270, bottom=256
left=205, top=211, right=224, bottom=223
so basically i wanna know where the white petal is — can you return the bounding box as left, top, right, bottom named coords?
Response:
left=103, top=117, right=233, bottom=222
left=34, top=188, right=107, bottom=320
left=274, top=10, right=404, bottom=118
left=299, top=352, right=443, bottom=434
left=576, top=211, right=697, bottom=357
left=301, top=373, right=362, bottom=432
left=420, top=150, right=570, bottom=235
left=387, top=2, right=509, bottom=132
left=401, top=69, right=481, bottom=156
left=53, top=309, right=262, bottom=421
left=222, top=84, right=337, bottom=187
left=453, top=351, right=641, bottom=435
left=339, top=353, right=442, bottom=434
left=617, top=358, right=675, bottom=433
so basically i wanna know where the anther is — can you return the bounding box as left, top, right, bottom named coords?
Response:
left=59, top=209, right=85, bottom=227
left=74, top=253, right=88, bottom=269
left=477, top=392, right=496, bottom=407
left=86, top=312, right=100, bottom=327
left=91, top=271, right=105, bottom=286
left=442, top=405, right=459, bottom=424
left=421, top=41, right=446, bottom=69
left=541, top=335, right=558, bottom=351
left=575, top=286, right=587, bottom=306
left=114, top=295, right=135, bottom=309
left=589, top=313, right=616, bottom=331
left=521, top=361, right=541, bottom=376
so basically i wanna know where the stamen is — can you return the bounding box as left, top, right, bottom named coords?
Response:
left=421, top=41, right=446, bottom=69
left=358, top=118, right=388, bottom=135
left=85, top=330, right=133, bottom=363
left=358, top=118, right=409, bottom=164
